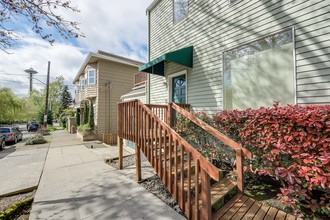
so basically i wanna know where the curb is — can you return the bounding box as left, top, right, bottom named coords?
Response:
left=0, top=186, right=37, bottom=198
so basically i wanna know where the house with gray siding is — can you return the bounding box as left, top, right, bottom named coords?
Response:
left=140, top=0, right=330, bottom=114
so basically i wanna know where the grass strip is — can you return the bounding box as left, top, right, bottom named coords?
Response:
left=0, top=197, right=33, bottom=220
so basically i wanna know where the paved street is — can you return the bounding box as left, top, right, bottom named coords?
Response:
left=0, top=125, right=49, bottom=196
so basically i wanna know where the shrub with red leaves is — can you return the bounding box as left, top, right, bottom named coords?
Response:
left=212, top=103, right=330, bottom=216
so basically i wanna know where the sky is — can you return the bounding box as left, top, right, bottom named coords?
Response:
left=0, top=0, right=153, bottom=97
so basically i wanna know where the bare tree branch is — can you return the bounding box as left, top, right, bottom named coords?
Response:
left=0, top=0, right=85, bottom=53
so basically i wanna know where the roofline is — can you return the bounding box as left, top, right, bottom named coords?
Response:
left=72, top=52, right=144, bottom=83
left=146, top=0, right=161, bottom=13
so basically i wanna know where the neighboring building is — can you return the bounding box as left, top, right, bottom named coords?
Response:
left=73, top=51, right=144, bottom=140
left=140, top=0, right=330, bottom=114
left=121, top=72, right=148, bottom=103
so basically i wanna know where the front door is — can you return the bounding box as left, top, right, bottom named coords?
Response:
left=171, top=74, right=186, bottom=126
left=172, top=75, right=186, bottom=104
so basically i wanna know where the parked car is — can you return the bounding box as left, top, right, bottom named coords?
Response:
left=0, top=127, right=23, bottom=144
left=0, top=134, right=5, bottom=150
left=28, top=123, right=39, bottom=132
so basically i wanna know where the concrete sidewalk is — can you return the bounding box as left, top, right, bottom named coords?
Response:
left=29, top=129, right=186, bottom=220
left=0, top=142, right=49, bottom=196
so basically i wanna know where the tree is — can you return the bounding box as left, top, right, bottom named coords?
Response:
left=76, top=108, right=80, bottom=127
left=88, top=102, right=94, bottom=130
left=0, top=0, right=84, bottom=52
left=27, top=76, right=65, bottom=120
left=37, top=109, right=53, bottom=125
left=60, top=85, right=72, bottom=113
left=0, top=87, right=24, bottom=123
left=83, top=101, right=88, bottom=125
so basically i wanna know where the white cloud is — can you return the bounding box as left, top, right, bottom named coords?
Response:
left=0, top=0, right=153, bottom=97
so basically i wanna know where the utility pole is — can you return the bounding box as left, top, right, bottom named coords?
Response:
left=44, top=61, right=51, bottom=128
left=24, top=68, right=38, bottom=93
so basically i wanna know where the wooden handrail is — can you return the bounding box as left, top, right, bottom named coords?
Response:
left=118, top=100, right=223, bottom=219
left=139, top=102, right=221, bottom=181
left=171, top=103, right=252, bottom=159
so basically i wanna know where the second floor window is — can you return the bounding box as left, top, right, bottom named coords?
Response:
left=87, top=69, right=96, bottom=85
left=81, top=78, right=86, bottom=90
left=173, top=0, right=189, bottom=23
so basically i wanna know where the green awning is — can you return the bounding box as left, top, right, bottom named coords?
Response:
left=139, top=46, right=193, bottom=76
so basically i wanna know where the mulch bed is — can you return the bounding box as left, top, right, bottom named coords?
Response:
left=0, top=190, right=35, bottom=220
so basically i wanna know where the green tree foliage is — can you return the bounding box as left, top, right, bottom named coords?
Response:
left=60, top=85, right=72, bottom=113
left=0, top=88, right=26, bottom=123
left=27, top=76, right=65, bottom=120
left=37, top=109, right=54, bottom=125
left=76, top=108, right=80, bottom=127
left=0, top=0, right=84, bottom=53
left=83, top=102, right=89, bottom=125
left=88, top=102, right=94, bottom=130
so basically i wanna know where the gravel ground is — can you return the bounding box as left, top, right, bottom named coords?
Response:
left=0, top=190, right=35, bottom=219
left=108, top=155, right=185, bottom=218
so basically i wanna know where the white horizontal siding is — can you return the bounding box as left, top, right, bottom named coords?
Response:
left=148, top=0, right=330, bottom=111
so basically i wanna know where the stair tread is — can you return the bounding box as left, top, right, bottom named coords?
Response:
left=192, top=177, right=237, bottom=210
left=212, top=194, right=301, bottom=220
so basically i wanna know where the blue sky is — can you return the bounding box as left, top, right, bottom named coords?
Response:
left=0, top=0, right=152, bottom=97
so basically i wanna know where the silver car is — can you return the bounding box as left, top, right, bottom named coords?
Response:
left=0, top=134, right=5, bottom=150
left=0, top=127, right=23, bottom=144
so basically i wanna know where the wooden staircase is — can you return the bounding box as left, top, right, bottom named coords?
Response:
left=117, top=100, right=298, bottom=220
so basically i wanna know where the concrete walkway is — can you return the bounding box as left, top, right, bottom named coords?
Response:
left=0, top=141, right=49, bottom=196
left=29, top=129, right=186, bottom=220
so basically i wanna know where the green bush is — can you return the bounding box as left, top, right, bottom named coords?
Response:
left=78, top=124, right=93, bottom=135
left=59, top=112, right=67, bottom=128
left=26, top=135, right=47, bottom=145
left=83, top=102, right=89, bottom=125
left=88, top=102, right=94, bottom=130
left=47, top=125, right=57, bottom=132
left=76, top=108, right=80, bottom=127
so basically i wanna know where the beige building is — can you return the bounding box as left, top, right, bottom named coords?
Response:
left=73, top=50, right=143, bottom=140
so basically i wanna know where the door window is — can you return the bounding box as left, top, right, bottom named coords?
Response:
left=172, top=75, right=186, bottom=104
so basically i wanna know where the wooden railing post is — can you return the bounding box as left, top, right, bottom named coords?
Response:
left=167, top=103, right=172, bottom=127
left=118, top=137, right=123, bottom=170
left=236, top=149, right=244, bottom=193
left=135, top=101, right=141, bottom=182
left=201, top=168, right=212, bottom=220
left=118, top=103, right=123, bottom=170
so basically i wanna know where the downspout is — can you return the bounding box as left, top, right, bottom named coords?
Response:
left=147, top=10, right=151, bottom=104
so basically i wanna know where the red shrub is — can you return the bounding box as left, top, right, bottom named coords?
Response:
left=213, top=103, right=330, bottom=215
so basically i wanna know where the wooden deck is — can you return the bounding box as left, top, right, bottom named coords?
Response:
left=213, top=194, right=300, bottom=220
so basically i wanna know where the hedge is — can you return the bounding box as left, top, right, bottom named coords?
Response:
left=212, top=103, right=330, bottom=215
left=176, top=103, right=330, bottom=215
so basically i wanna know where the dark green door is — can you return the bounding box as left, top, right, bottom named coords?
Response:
left=172, top=75, right=186, bottom=104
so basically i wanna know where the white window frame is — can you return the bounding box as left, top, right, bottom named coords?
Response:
left=221, top=27, right=297, bottom=110
left=168, top=70, right=188, bottom=103
left=80, top=78, right=86, bottom=90
left=87, top=69, right=96, bottom=86
left=173, top=0, right=189, bottom=24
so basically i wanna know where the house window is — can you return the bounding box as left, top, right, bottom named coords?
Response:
left=223, top=29, right=294, bottom=110
left=75, top=83, right=80, bottom=93
left=80, top=78, right=86, bottom=90
left=87, top=69, right=96, bottom=85
left=173, top=0, right=189, bottom=23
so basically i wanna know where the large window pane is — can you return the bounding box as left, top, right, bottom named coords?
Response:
left=173, top=0, right=189, bottom=23
left=223, top=29, right=294, bottom=110
left=88, top=70, right=95, bottom=85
